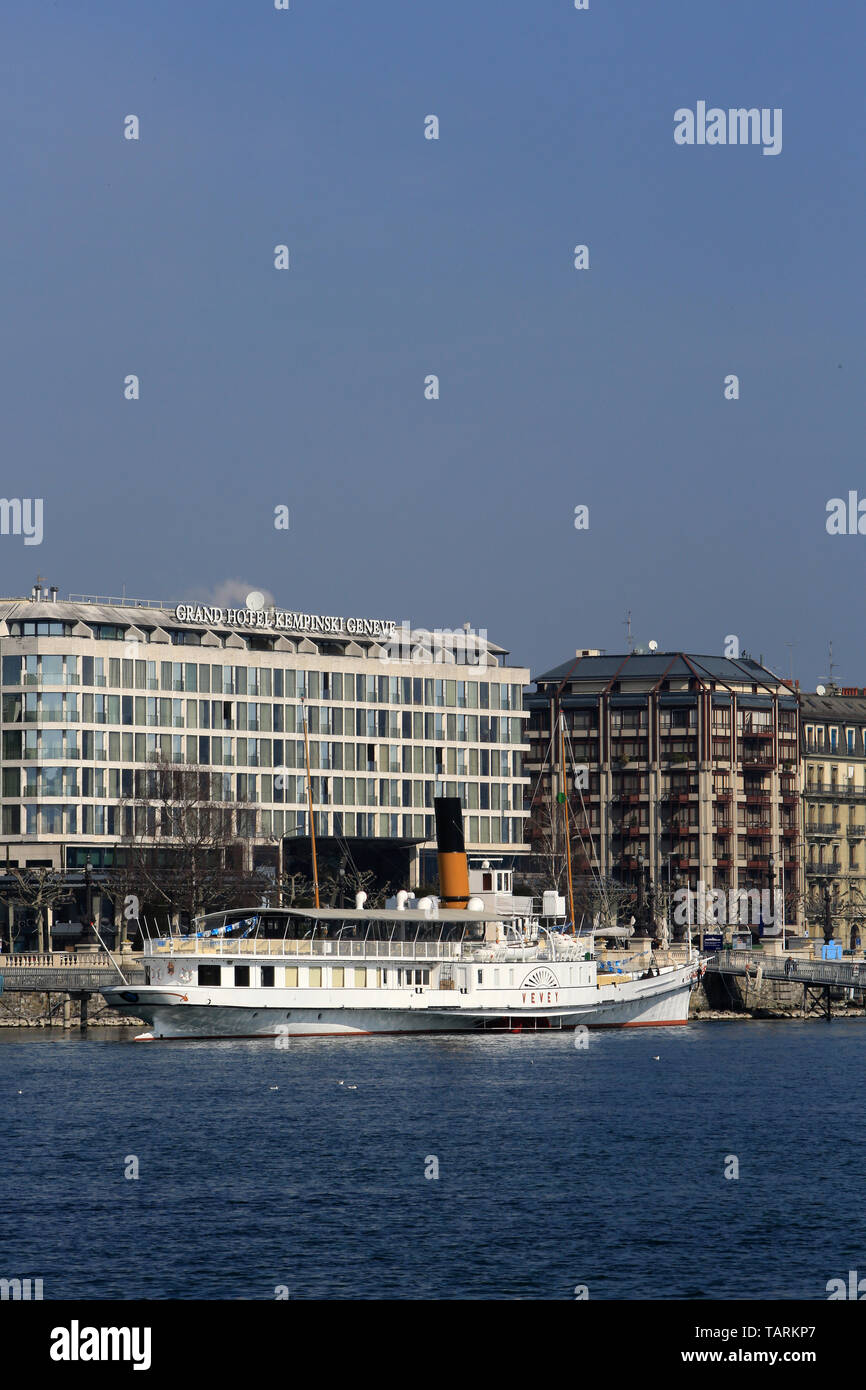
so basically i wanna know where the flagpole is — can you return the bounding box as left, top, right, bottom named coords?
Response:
left=300, top=701, right=320, bottom=908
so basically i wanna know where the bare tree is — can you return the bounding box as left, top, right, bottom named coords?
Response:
left=274, top=870, right=317, bottom=907
left=0, top=869, right=75, bottom=953
left=99, top=855, right=154, bottom=948
left=524, top=800, right=569, bottom=895
left=118, top=760, right=256, bottom=924
left=335, top=864, right=392, bottom=909
left=524, top=799, right=640, bottom=928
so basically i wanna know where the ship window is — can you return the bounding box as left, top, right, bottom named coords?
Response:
left=261, top=966, right=274, bottom=987
left=199, top=964, right=221, bottom=986
left=354, top=968, right=367, bottom=988
left=309, top=967, right=323, bottom=988
left=285, top=967, right=298, bottom=987
left=382, top=969, right=388, bottom=985
left=234, top=966, right=250, bottom=987
left=477, top=969, right=483, bottom=984
left=332, top=967, right=345, bottom=987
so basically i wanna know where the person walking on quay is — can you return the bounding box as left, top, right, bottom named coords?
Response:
left=785, top=955, right=794, bottom=978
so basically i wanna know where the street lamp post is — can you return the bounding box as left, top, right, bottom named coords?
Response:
left=665, top=851, right=676, bottom=939
left=684, top=872, right=692, bottom=953
left=78, top=856, right=95, bottom=950
left=769, top=853, right=778, bottom=946
left=637, top=852, right=646, bottom=926
left=667, top=845, right=675, bottom=922
left=822, top=883, right=833, bottom=946
left=268, top=836, right=284, bottom=907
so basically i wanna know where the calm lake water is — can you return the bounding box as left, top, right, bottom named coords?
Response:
left=1, top=1020, right=863, bottom=1300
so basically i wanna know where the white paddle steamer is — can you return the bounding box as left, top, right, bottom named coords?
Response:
left=103, top=825, right=701, bottom=1041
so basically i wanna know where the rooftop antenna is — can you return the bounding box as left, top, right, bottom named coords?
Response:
left=785, top=640, right=797, bottom=684
left=828, top=641, right=837, bottom=687
left=623, top=610, right=633, bottom=652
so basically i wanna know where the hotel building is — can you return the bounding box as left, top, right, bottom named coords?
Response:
left=524, top=651, right=801, bottom=930
left=800, top=689, right=866, bottom=946
left=0, top=588, right=530, bottom=910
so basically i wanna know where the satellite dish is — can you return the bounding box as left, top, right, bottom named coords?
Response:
left=816, top=685, right=826, bottom=696
left=245, top=590, right=265, bottom=611
left=648, top=639, right=658, bottom=651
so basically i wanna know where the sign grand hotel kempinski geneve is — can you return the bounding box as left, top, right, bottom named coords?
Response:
left=173, top=604, right=398, bottom=638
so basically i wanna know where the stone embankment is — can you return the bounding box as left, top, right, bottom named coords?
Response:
left=0, top=992, right=139, bottom=1028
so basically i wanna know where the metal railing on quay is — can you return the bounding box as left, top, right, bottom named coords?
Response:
left=0, top=952, right=118, bottom=969
left=707, top=950, right=866, bottom=987
left=0, top=968, right=146, bottom=991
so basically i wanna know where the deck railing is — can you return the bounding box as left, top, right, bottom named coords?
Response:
left=147, top=937, right=468, bottom=961
left=140, top=935, right=600, bottom=965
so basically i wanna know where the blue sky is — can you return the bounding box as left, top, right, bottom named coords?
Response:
left=2, top=1, right=864, bottom=685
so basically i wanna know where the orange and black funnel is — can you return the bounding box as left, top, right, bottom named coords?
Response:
left=434, top=796, right=470, bottom=909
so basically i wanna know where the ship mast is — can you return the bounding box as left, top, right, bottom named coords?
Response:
left=300, top=700, right=320, bottom=908
left=559, top=706, right=577, bottom=936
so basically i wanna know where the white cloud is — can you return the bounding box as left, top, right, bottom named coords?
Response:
left=185, top=579, right=277, bottom=610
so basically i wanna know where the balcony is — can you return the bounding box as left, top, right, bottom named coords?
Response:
left=848, top=825, right=866, bottom=838
left=742, top=727, right=773, bottom=739
left=806, top=863, right=841, bottom=876
left=782, top=825, right=798, bottom=838
left=715, top=857, right=734, bottom=868
left=809, top=825, right=840, bottom=838
left=745, top=792, right=771, bottom=806
left=807, top=786, right=858, bottom=800
left=742, top=756, right=775, bottom=769
left=746, top=820, right=771, bottom=833
left=715, top=790, right=733, bottom=802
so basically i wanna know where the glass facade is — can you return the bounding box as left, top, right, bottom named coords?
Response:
left=0, top=601, right=530, bottom=868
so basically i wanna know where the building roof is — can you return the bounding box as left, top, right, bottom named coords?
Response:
left=533, top=651, right=787, bottom=688
left=800, top=693, right=866, bottom=722
left=0, top=594, right=518, bottom=666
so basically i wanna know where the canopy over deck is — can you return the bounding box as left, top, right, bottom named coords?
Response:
left=194, top=905, right=508, bottom=927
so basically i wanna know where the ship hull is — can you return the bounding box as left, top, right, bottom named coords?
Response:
left=103, top=964, right=697, bottom=1040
